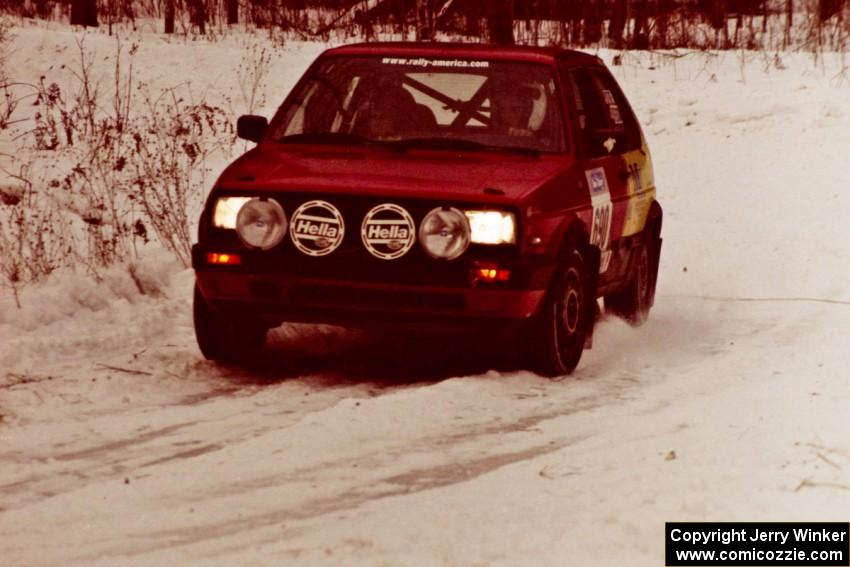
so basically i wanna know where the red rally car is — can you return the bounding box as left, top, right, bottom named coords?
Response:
left=192, top=42, right=663, bottom=376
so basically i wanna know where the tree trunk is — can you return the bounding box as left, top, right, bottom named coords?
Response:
left=708, top=0, right=727, bottom=29
left=464, top=0, right=481, bottom=36
left=819, top=0, right=842, bottom=21
left=629, top=0, right=648, bottom=48
left=122, top=0, right=135, bottom=19
left=707, top=0, right=729, bottom=47
left=609, top=0, right=628, bottom=49
left=761, top=0, right=768, bottom=32
left=582, top=0, right=603, bottom=46
left=228, top=0, right=239, bottom=25
left=189, top=0, right=207, bottom=34
left=657, top=0, right=673, bottom=48
left=251, top=0, right=266, bottom=28
left=783, top=0, right=792, bottom=48
left=164, top=0, right=175, bottom=34
left=487, top=0, right=514, bottom=45
left=70, top=0, right=98, bottom=27
left=34, top=0, right=51, bottom=18
left=733, top=0, right=743, bottom=46
left=416, top=0, right=434, bottom=40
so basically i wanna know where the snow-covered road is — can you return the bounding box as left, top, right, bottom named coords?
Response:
left=2, top=27, right=850, bottom=566
left=3, top=291, right=848, bottom=566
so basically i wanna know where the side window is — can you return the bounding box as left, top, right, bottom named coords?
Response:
left=594, top=68, right=642, bottom=151
left=564, top=65, right=641, bottom=158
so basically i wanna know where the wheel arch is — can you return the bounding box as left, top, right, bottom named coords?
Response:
left=534, top=219, right=600, bottom=329
left=555, top=219, right=600, bottom=296
left=527, top=220, right=599, bottom=376
left=647, top=200, right=663, bottom=238
left=645, top=199, right=663, bottom=305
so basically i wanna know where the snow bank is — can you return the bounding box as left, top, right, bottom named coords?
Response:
left=0, top=251, right=186, bottom=371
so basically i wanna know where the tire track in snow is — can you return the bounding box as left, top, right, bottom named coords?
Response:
left=75, top=383, right=628, bottom=562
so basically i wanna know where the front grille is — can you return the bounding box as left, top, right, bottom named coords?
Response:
left=208, top=191, right=518, bottom=287
left=287, top=284, right=466, bottom=311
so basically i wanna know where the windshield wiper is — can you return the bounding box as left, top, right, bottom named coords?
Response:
left=275, top=132, right=401, bottom=151
left=392, top=137, right=540, bottom=157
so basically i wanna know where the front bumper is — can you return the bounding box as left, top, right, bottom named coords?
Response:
left=193, top=244, right=553, bottom=330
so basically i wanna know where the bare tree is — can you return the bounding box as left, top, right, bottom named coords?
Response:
left=461, top=0, right=482, bottom=36
left=784, top=0, right=793, bottom=48
left=583, top=0, right=603, bottom=46
left=820, top=0, right=843, bottom=20
left=656, top=0, right=673, bottom=48
left=33, top=0, right=51, bottom=18
left=706, top=0, right=730, bottom=47
left=609, top=0, right=629, bottom=49
left=70, top=0, right=98, bottom=27
left=189, top=0, right=207, bottom=33
left=487, top=0, right=514, bottom=44
left=228, top=0, right=239, bottom=25
left=416, top=0, right=434, bottom=40
left=0, top=0, right=840, bottom=52
left=164, top=0, right=175, bottom=34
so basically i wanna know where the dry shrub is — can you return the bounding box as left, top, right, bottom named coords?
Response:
left=129, top=89, right=232, bottom=265
left=236, top=42, right=272, bottom=115
left=1, top=35, right=235, bottom=302
left=0, top=166, right=76, bottom=308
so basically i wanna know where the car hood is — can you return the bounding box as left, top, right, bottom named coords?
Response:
left=216, top=145, right=571, bottom=204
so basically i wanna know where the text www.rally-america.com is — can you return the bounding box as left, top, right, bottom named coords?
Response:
left=382, top=57, right=489, bottom=68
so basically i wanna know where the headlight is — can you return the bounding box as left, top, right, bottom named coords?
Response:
left=465, top=210, right=516, bottom=245
left=419, top=207, right=470, bottom=260
left=213, top=196, right=252, bottom=229
left=235, top=198, right=288, bottom=250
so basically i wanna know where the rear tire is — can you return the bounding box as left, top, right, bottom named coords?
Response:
left=605, top=245, right=650, bottom=326
left=193, top=284, right=267, bottom=363
left=605, top=229, right=659, bottom=326
left=527, top=249, right=593, bottom=377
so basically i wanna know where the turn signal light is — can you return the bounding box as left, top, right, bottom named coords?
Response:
left=472, top=263, right=511, bottom=284
left=478, top=268, right=510, bottom=282
left=207, top=252, right=242, bottom=265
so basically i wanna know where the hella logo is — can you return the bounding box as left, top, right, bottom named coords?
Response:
left=361, top=204, right=416, bottom=260
left=289, top=200, right=345, bottom=256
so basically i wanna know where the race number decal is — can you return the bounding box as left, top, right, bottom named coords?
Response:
left=585, top=167, right=613, bottom=273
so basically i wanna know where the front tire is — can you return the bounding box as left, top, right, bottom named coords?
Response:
left=193, top=284, right=267, bottom=363
left=527, top=249, right=593, bottom=377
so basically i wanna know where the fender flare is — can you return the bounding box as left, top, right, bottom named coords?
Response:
left=645, top=200, right=663, bottom=306
left=647, top=200, right=663, bottom=241
left=543, top=219, right=599, bottom=329
left=557, top=221, right=599, bottom=276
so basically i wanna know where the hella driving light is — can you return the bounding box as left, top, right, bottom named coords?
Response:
left=235, top=198, right=288, bottom=250
left=213, top=197, right=252, bottom=229
left=465, top=210, right=517, bottom=245
left=419, top=207, right=471, bottom=260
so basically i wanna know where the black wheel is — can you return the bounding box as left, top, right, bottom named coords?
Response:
left=193, top=284, right=267, bottom=362
left=527, top=249, right=593, bottom=377
left=605, top=233, right=657, bottom=326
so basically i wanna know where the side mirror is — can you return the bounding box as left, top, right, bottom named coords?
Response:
left=237, top=115, right=268, bottom=143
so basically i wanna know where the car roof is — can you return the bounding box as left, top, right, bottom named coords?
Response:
left=325, top=42, right=602, bottom=66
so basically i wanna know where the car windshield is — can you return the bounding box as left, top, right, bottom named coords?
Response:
left=269, top=55, right=567, bottom=154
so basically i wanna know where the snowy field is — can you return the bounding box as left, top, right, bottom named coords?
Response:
left=1, top=22, right=850, bottom=566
